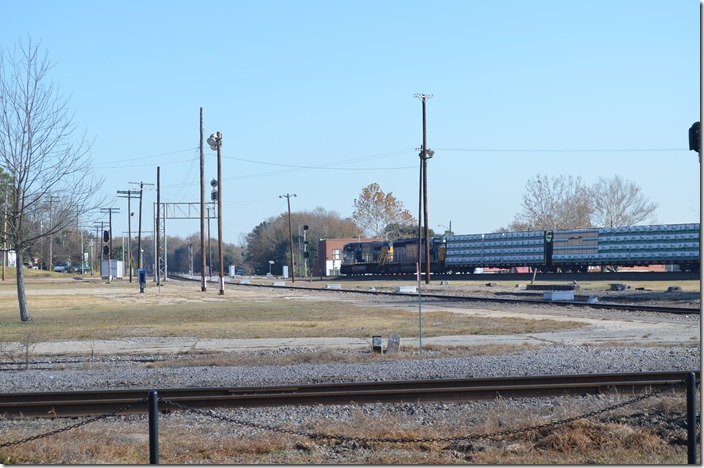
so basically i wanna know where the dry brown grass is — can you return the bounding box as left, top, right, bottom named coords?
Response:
left=0, top=391, right=694, bottom=464
left=138, top=343, right=538, bottom=369
left=0, top=280, right=584, bottom=343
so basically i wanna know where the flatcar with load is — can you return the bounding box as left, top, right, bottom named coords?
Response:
left=340, top=223, right=700, bottom=275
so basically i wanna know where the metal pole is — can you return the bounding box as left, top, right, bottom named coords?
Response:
left=279, top=193, right=297, bottom=282
left=287, top=195, right=295, bottom=282
left=148, top=390, right=159, bottom=464
left=216, top=132, right=224, bottom=295
left=687, top=372, right=698, bottom=464
left=156, top=166, right=161, bottom=286
left=199, top=108, right=207, bottom=292
left=118, top=190, right=140, bottom=281
left=127, top=192, right=132, bottom=282
left=137, top=183, right=144, bottom=269
left=207, top=207, right=212, bottom=277
left=108, top=209, right=113, bottom=283
left=417, top=147, right=423, bottom=354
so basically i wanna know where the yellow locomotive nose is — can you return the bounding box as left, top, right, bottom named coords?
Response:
left=380, top=244, right=394, bottom=264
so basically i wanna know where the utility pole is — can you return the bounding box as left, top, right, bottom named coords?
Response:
left=117, top=189, right=140, bottom=282
left=189, top=243, right=193, bottom=277
left=2, top=191, right=6, bottom=281
left=46, top=196, right=60, bottom=271
left=199, top=108, right=207, bottom=292
left=414, top=93, right=434, bottom=285
left=155, top=166, right=161, bottom=286
left=129, top=181, right=154, bottom=271
left=279, top=193, right=297, bottom=283
left=94, top=223, right=101, bottom=275
left=100, top=207, right=120, bottom=283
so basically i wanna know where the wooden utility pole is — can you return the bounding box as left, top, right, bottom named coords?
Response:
left=280, top=193, right=297, bottom=283
left=129, top=181, right=154, bottom=271
left=117, top=189, right=140, bottom=282
left=2, top=191, right=6, bottom=281
left=415, top=93, right=433, bottom=285
left=200, top=108, right=207, bottom=291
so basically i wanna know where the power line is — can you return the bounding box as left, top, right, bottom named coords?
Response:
left=94, top=158, right=195, bottom=170
left=92, top=148, right=197, bottom=167
left=437, top=147, right=687, bottom=153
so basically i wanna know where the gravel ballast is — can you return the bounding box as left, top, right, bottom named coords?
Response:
left=0, top=345, right=698, bottom=392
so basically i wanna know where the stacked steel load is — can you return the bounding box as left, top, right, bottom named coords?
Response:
left=445, top=230, right=546, bottom=273
left=595, top=223, right=700, bottom=270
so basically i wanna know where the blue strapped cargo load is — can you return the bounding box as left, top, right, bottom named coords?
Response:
left=445, top=230, right=546, bottom=272
left=592, top=223, right=700, bottom=270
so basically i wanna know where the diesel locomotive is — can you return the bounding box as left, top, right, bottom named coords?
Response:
left=340, top=223, right=700, bottom=275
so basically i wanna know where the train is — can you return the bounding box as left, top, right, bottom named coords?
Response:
left=339, top=222, right=700, bottom=275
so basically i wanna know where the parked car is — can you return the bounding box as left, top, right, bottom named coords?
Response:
left=22, top=261, right=38, bottom=270
left=73, top=263, right=92, bottom=274
left=53, top=262, right=69, bottom=273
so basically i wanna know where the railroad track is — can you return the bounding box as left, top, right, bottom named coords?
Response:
left=338, top=271, right=701, bottom=282
left=171, top=275, right=700, bottom=315
left=0, top=371, right=697, bottom=418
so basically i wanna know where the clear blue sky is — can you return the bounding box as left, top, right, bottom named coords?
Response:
left=3, top=0, right=701, bottom=244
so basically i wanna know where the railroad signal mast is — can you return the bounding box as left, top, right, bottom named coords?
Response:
left=689, top=121, right=700, bottom=163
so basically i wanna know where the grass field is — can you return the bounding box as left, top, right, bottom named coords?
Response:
left=0, top=275, right=588, bottom=342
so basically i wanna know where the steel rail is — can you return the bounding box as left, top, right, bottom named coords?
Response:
left=0, top=371, right=696, bottom=418
left=171, top=274, right=699, bottom=314
left=237, top=281, right=700, bottom=315
left=336, top=271, right=700, bottom=282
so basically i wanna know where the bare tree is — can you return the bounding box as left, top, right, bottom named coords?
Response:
left=506, top=174, right=592, bottom=231
left=0, top=38, right=103, bottom=321
left=590, top=175, right=657, bottom=227
left=352, top=183, right=416, bottom=239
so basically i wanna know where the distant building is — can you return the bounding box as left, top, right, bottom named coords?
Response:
left=6, top=250, right=16, bottom=268
left=314, top=238, right=384, bottom=277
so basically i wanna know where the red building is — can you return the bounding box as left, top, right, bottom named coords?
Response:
left=314, top=238, right=384, bottom=277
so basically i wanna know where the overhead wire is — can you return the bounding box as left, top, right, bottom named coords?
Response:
left=106, top=145, right=688, bottom=191
left=437, top=147, right=687, bottom=153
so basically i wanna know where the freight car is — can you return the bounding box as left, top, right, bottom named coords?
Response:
left=444, top=230, right=548, bottom=273
left=444, top=222, right=700, bottom=273
left=340, top=223, right=700, bottom=275
left=550, top=223, right=700, bottom=272
left=340, top=237, right=446, bottom=275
